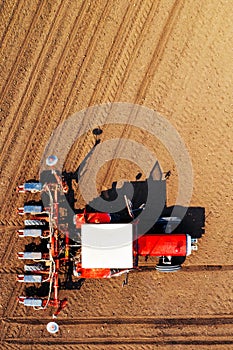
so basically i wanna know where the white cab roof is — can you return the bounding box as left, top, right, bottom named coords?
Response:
left=81, top=224, right=133, bottom=268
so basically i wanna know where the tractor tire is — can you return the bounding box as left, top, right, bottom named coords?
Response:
left=156, top=264, right=181, bottom=272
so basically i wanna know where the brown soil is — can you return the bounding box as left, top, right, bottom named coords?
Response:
left=0, top=0, right=233, bottom=348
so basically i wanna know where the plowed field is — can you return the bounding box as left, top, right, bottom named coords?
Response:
left=0, top=0, right=233, bottom=348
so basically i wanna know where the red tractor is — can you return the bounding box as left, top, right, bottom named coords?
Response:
left=16, top=156, right=200, bottom=329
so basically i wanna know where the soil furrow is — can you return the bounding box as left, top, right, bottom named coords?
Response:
left=1, top=230, right=18, bottom=265
left=63, top=0, right=157, bottom=173
left=4, top=337, right=233, bottom=346
left=0, top=0, right=65, bottom=156
left=3, top=314, right=233, bottom=325
left=0, top=0, right=44, bottom=103
left=0, top=0, right=21, bottom=47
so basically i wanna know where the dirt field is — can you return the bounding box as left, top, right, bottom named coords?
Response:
left=0, top=0, right=233, bottom=348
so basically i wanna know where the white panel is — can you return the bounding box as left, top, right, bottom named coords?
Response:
left=81, top=224, right=133, bottom=268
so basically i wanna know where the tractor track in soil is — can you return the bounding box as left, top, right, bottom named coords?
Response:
left=0, top=0, right=105, bottom=216
left=2, top=315, right=233, bottom=346
left=87, top=1, right=155, bottom=105
left=4, top=336, right=233, bottom=346
left=2, top=314, right=233, bottom=326
left=4, top=339, right=233, bottom=346
left=163, top=0, right=226, bottom=136
left=134, top=0, right=184, bottom=105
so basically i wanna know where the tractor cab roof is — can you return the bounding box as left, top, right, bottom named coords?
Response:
left=81, top=223, right=133, bottom=269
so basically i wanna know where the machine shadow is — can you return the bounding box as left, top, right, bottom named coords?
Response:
left=36, top=139, right=205, bottom=293
left=86, top=181, right=205, bottom=239
left=61, top=150, right=205, bottom=240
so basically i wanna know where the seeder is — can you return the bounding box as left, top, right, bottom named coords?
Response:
left=16, top=156, right=199, bottom=330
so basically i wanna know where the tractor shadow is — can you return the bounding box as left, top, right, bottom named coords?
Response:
left=36, top=134, right=205, bottom=292
left=87, top=180, right=205, bottom=238
left=64, top=155, right=205, bottom=239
